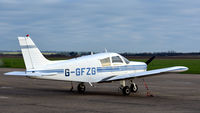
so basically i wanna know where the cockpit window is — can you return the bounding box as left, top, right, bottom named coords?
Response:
left=112, top=56, right=123, bottom=63
left=122, top=56, right=130, bottom=64
left=100, top=57, right=111, bottom=67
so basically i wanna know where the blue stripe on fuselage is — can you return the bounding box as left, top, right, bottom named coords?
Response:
left=97, top=65, right=146, bottom=72
left=27, top=69, right=64, bottom=74
left=27, top=65, right=146, bottom=74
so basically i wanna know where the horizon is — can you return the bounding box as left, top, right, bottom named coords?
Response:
left=1, top=50, right=200, bottom=54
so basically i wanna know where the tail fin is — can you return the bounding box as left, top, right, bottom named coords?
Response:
left=18, top=35, right=50, bottom=70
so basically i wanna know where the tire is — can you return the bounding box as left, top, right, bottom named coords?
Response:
left=77, top=83, right=86, bottom=94
left=130, top=84, right=138, bottom=93
left=122, top=86, right=131, bottom=96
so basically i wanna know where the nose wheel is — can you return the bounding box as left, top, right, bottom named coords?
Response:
left=77, top=83, right=86, bottom=94
left=122, top=86, right=131, bottom=95
left=130, top=83, right=138, bottom=93
left=120, top=80, right=138, bottom=96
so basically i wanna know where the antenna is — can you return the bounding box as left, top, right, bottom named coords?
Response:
left=105, top=48, right=108, bottom=53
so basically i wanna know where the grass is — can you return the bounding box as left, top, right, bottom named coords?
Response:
left=0, top=57, right=200, bottom=74
left=131, top=59, right=200, bottom=74
left=0, top=58, right=25, bottom=68
left=0, top=57, right=64, bottom=68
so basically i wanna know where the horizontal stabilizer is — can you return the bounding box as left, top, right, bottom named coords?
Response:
left=4, top=71, right=57, bottom=76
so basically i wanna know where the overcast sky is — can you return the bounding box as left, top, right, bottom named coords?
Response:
left=0, top=0, right=200, bottom=52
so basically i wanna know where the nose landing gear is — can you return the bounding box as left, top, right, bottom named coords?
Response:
left=120, top=80, right=138, bottom=96
left=130, top=83, right=138, bottom=93
left=122, top=86, right=131, bottom=95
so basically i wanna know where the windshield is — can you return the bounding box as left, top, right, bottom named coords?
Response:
left=112, top=56, right=123, bottom=63
left=122, top=56, right=130, bottom=64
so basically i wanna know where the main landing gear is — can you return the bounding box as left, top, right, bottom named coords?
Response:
left=120, top=80, right=138, bottom=96
left=69, top=82, right=86, bottom=94
left=77, top=83, right=86, bottom=94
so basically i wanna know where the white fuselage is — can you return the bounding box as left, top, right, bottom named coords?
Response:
left=28, top=53, right=147, bottom=83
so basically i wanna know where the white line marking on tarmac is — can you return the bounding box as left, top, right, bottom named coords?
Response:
left=0, top=96, right=9, bottom=99
left=0, top=86, right=13, bottom=89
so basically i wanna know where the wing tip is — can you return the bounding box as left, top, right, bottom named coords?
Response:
left=170, top=66, right=189, bottom=72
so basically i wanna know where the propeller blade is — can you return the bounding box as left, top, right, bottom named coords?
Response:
left=145, top=56, right=155, bottom=65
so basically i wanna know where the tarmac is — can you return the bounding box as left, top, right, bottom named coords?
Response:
left=0, top=68, right=200, bottom=113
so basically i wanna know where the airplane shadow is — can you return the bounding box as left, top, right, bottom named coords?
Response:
left=23, top=87, right=149, bottom=98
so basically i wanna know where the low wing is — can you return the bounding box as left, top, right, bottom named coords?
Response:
left=99, top=66, right=188, bottom=82
left=4, top=71, right=57, bottom=76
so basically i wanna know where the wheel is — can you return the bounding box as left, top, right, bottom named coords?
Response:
left=130, top=84, right=138, bottom=93
left=77, top=83, right=86, bottom=94
left=122, top=86, right=131, bottom=96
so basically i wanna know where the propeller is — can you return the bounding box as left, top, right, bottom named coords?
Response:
left=145, top=56, right=155, bottom=65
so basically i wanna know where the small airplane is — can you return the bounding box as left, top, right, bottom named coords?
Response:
left=5, top=35, right=188, bottom=96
